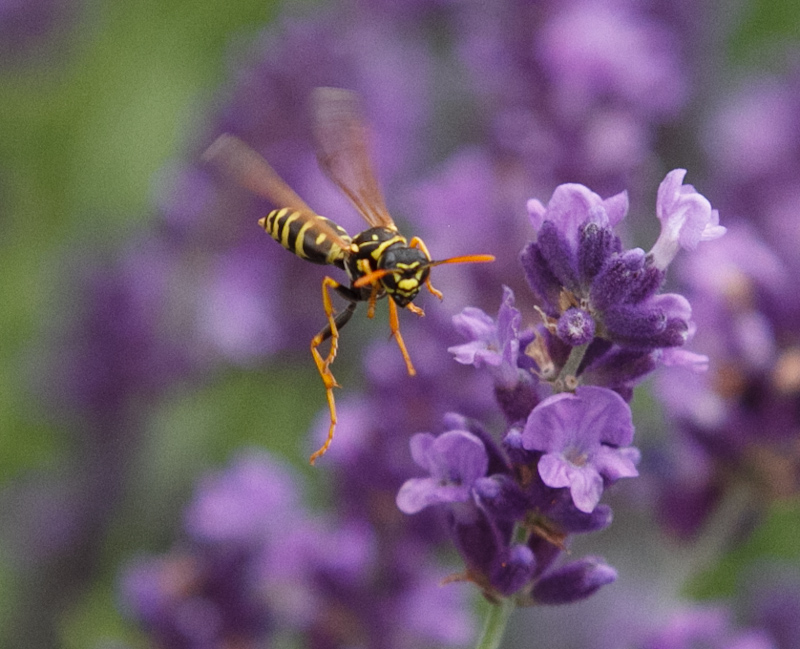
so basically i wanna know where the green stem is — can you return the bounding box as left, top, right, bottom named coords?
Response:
left=556, top=342, right=590, bottom=390
left=474, top=598, right=515, bottom=649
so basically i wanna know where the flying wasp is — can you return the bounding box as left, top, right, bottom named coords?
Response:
left=203, top=87, right=494, bottom=464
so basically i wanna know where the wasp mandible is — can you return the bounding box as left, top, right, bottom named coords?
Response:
left=203, top=87, right=494, bottom=464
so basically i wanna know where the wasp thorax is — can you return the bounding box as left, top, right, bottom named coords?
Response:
left=379, top=246, right=431, bottom=307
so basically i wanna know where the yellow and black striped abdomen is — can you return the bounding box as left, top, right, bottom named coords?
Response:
left=261, top=208, right=352, bottom=268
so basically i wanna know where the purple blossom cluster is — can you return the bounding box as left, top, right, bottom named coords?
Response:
left=120, top=450, right=474, bottom=649
left=395, top=172, right=723, bottom=604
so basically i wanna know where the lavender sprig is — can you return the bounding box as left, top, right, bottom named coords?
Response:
left=397, top=171, right=722, bottom=645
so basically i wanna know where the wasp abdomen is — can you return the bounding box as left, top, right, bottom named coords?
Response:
left=262, top=208, right=351, bottom=267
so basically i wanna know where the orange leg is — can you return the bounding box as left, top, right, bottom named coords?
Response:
left=366, top=281, right=381, bottom=319
left=409, top=236, right=444, bottom=300
left=309, top=276, right=347, bottom=465
left=388, top=298, right=416, bottom=376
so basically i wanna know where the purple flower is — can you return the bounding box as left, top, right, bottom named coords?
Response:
left=449, top=286, right=523, bottom=387
left=521, top=386, right=639, bottom=513
left=531, top=556, right=618, bottom=606
left=703, top=77, right=799, bottom=182
left=651, top=169, right=726, bottom=270
left=535, top=2, right=688, bottom=120
left=448, top=286, right=545, bottom=424
left=526, top=183, right=629, bottom=254
left=122, top=449, right=477, bottom=648
left=557, top=307, right=596, bottom=346
left=638, top=606, right=774, bottom=649
left=396, top=430, right=489, bottom=515
left=521, top=174, right=721, bottom=365
left=456, top=0, right=692, bottom=195
left=183, top=451, right=302, bottom=547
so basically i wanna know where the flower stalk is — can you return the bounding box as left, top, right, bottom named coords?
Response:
left=475, top=597, right=515, bottom=649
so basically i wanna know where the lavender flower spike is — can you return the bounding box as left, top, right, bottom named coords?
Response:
left=650, top=169, right=726, bottom=270
left=521, top=386, right=639, bottom=513
left=396, top=430, right=489, bottom=514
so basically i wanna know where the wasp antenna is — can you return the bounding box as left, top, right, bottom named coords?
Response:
left=426, top=254, right=496, bottom=269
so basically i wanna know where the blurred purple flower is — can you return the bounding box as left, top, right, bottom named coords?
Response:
left=639, top=606, right=775, bottom=649
left=653, top=221, right=800, bottom=538
left=121, top=450, right=475, bottom=648
left=0, top=0, right=79, bottom=62
left=456, top=0, right=692, bottom=194
left=536, top=1, right=688, bottom=120
left=184, top=452, right=302, bottom=547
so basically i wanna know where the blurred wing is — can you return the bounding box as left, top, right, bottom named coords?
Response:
left=203, top=134, right=352, bottom=249
left=312, top=87, right=395, bottom=229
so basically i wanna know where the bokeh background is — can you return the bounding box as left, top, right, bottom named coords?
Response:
left=3, top=0, right=800, bottom=647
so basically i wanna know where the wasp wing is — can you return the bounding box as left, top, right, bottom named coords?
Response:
left=312, top=87, right=395, bottom=230
left=203, top=134, right=353, bottom=249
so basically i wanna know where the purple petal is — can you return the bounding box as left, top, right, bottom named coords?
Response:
left=532, top=557, right=617, bottom=605
left=448, top=340, right=503, bottom=368
left=522, top=386, right=634, bottom=452
left=452, top=307, right=496, bottom=341
left=658, top=348, right=710, bottom=372
left=540, top=183, right=611, bottom=249
left=591, top=446, right=640, bottom=481
left=399, top=430, right=489, bottom=515
left=397, top=478, right=468, bottom=514
left=573, top=386, right=635, bottom=446
left=652, top=169, right=725, bottom=269
left=409, top=433, right=436, bottom=470
left=649, top=292, right=692, bottom=321
left=431, top=430, right=490, bottom=483
left=449, top=307, right=503, bottom=367
left=538, top=453, right=579, bottom=490
left=539, top=456, right=604, bottom=513
left=521, top=392, right=577, bottom=453
left=526, top=198, right=547, bottom=231
left=602, top=190, right=630, bottom=227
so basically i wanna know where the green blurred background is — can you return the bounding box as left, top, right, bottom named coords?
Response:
left=2, top=0, right=800, bottom=647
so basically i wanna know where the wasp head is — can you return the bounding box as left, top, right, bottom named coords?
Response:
left=378, top=246, right=431, bottom=307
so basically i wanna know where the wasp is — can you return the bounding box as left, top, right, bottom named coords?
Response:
left=203, top=87, right=494, bottom=464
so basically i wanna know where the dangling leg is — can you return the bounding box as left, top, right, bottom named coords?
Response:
left=388, top=298, right=416, bottom=377
left=409, top=236, right=443, bottom=300
left=309, top=277, right=358, bottom=465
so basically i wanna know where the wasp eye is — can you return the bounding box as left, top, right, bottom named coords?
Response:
left=379, top=251, right=397, bottom=269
